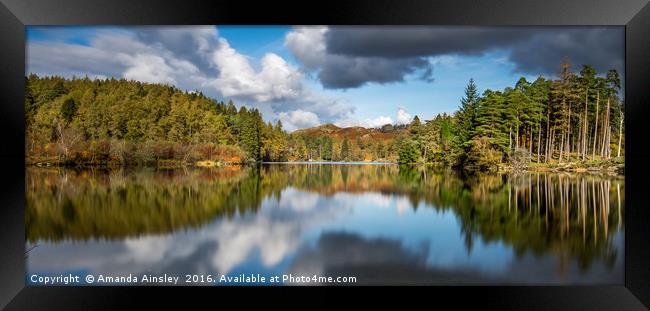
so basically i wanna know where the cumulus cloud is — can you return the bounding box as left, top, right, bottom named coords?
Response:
left=335, top=115, right=393, bottom=129
left=278, top=109, right=321, bottom=131
left=368, top=116, right=395, bottom=128
left=29, top=27, right=306, bottom=103
left=27, top=28, right=213, bottom=91
left=286, top=26, right=623, bottom=89
left=209, top=38, right=303, bottom=102
left=27, top=26, right=357, bottom=130
left=333, top=106, right=417, bottom=129
left=250, top=91, right=355, bottom=131
left=396, top=107, right=413, bottom=125
left=284, top=26, right=327, bottom=69
left=122, top=54, right=178, bottom=84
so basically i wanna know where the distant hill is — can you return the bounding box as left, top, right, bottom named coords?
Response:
left=291, top=123, right=408, bottom=142
left=288, top=123, right=410, bottom=162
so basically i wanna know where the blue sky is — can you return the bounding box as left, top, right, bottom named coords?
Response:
left=26, top=26, right=623, bottom=131
left=218, top=26, right=291, bottom=59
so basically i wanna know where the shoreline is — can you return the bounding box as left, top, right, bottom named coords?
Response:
left=26, top=158, right=625, bottom=175
left=500, top=158, right=625, bottom=175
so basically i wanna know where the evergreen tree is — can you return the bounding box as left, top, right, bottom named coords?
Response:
left=60, top=97, right=78, bottom=126
left=455, top=78, right=480, bottom=150
left=474, top=90, right=509, bottom=152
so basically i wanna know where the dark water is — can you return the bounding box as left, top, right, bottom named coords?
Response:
left=25, top=164, right=624, bottom=285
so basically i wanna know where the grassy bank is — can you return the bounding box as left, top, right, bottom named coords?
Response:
left=498, top=157, right=624, bottom=174
left=27, top=155, right=625, bottom=176
left=27, top=157, right=244, bottom=168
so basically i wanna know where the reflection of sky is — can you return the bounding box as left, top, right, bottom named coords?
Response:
left=27, top=187, right=623, bottom=284
left=314, top=192, right=513, bottom=273
left=28, top=186, right=344, bottom=278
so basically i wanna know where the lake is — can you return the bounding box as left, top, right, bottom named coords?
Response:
left=25, top=163, right=624, bottom=285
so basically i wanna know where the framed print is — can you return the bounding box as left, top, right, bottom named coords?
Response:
left=1, top=0, right=649, bottom=309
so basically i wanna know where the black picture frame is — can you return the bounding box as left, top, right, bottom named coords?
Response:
left=1, top=0, right=649, bottom=309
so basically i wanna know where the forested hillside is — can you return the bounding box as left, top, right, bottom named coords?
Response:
left=25, top=59, right=624, bottom=170
left=26, top=74, right=286, bottom=165
left=288, top=123, right=408, bottom=162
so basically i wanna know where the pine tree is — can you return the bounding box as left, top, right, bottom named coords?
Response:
left=60, top=97, right=78, bottom=126
left=455, top=78, right=480, bottom=150
left=474, top=90, right=509, bottom=153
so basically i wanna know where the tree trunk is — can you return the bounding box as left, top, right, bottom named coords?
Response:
left=559, top=129, right=564, bottom=163
left=515, top=117, right=519, bottom=150
left=604, top=129, right=609, bottom=159
left=549, top=128, right=555, bottom=162
left=583, top=89, right=588, bottom=160
left=529, top=127, right=533, bottom=159
left=592, top=92, right=600, bottom=160
left=577, top=113, right=583, bottom=156
left=601, top=97, right=610, bottom=157
left=564, top=102, right=571, bottom=160
left=509, top=126, right=512, bottom=152
left=566, top=132, right=570, bottom=162
left=545, top=109, right=550, bottom=162
left=604, top=125, right=610, bottom=159
left=537, top=123, right=542, bottom=163
left=617, top=111, right=623, bottom=157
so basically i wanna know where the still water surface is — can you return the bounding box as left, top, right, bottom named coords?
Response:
left=26, top=164, right=624, bottom=285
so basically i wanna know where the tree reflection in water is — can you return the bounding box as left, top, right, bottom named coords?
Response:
left=26, top=164, right=623, bottom=277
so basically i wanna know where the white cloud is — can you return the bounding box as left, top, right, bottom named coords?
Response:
left=365, top=116, right=394, bottom=128
left=209, top=38, right=304, bottom=102
left=258, top=54, right=303, bottom=100
left=334, top=106, right=419, bottom=129
left=335, top=115, right=393, bottom=128
left=397, top=106, right=413, bottom=124
left=122, top=54, right=177, bottom=84
left=28, top=29, right=212, bottom=90
left=278, top=109, right=321, bottom=131
left=284, top=26, right=328, bottom=69
left=27, top=26, right=359, bottom=131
